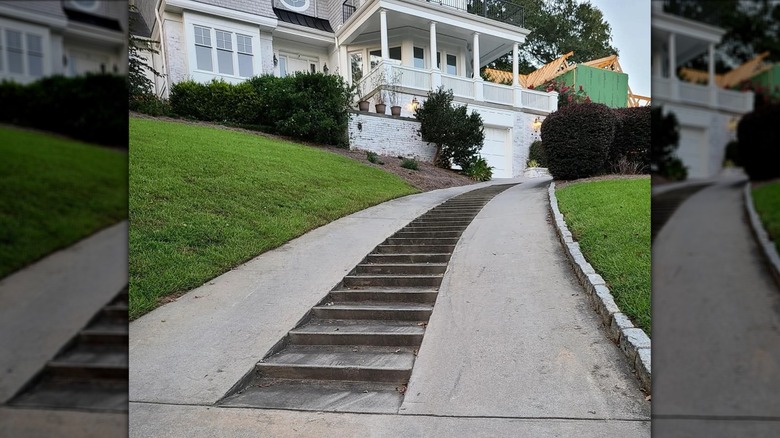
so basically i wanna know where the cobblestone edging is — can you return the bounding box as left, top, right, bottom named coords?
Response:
left=547, top=182, right=652, bottom=393
left=743, top=182, right=780, bottom=289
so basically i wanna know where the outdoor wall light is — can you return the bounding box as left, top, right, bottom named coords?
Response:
left=532, top=117, right=543, bottom=131
left=323, top=63, right=329, bottom=73
left=411, top=97, right=419, bottom=111
left=273, top=54, right=278, bottom=66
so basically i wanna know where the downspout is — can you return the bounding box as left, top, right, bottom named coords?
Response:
left=154, top=0, right=169, bottom=97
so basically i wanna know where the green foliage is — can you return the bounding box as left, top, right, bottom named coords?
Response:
left=528, top=140, right=546, bottom=167
left=540, top=102, right=616, bottom=180
left=0, top=74, right=128, bottom=147
left=723, top=140, right=741, bottom=167
left=650, top=107, right=687, bottom=181
left=415, top=87, right=485, bottom=169
left=610, top=107, right=650, bottom=173
left=737, top=103, right=780, bottom=181
left=129, top=4, right=162, bottom=109
left=169, top=79, right=261, bottom=125
left=464, top=157, right=493, bottom=181
left=366, top=150, right=384, bottom=165
left=540, top=79, right=590, bottom=107
left=527, top=159, right=540, bottom=168
left=401, top=158, right=419, bottom=170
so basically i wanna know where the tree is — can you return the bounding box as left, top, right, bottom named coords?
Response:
left=129, top=4, right=161, bottom=101
left=483, top=0, right=618, bottom=75
left=650, top=107, right=687, bottom=181
left=415, top=87, right=485, bottom=170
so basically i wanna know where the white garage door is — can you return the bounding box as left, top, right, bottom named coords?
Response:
left=481, top=127, right=512, bottom=178
left=677, top=127, right=708, bottom=179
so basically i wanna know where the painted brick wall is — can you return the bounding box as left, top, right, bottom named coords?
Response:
left=191, top=0, right=274, bottom=19
left=348, top=112, right=436, bottom=162
left=163, top=17, right=187, bottom=85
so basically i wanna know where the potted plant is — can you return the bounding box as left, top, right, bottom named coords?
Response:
left=371, top=68, right=388, bottom=114
left=374, top=90, right=387, bottom=114
left=387, top=70, right=403, bottom=116
left=354, top=81, right=369, bottom=112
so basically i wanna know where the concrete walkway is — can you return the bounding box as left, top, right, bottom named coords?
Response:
left=129, top=179, right=650, bottom=437
left=653, top=174, right=780, bottom=437
left=0, top=221, right=128, bottom=437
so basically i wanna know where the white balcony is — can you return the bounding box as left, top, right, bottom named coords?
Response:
left=357, top=60, right=558, bottom=114
left=652, top=76, right=754, bottom=114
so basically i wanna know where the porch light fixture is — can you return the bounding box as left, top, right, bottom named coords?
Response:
left=323, top=63, right=328, bottom=73
left=411, top=97, right=419, bottom=111
left=532, top=117, right=542, bottom=131
left=273, top=54, right=278, bottom=66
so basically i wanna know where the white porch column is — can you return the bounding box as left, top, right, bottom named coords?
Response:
left=708, top=42, right=718, bottom=107
left=473, top=32, right=483, bottom=101
left=512, top=42, right=519, bottom=87
left=380, top=9, right=389, bottom=60
left=430, top=21, right=441, bottom=88
left=668, top=33, right=679, bottom=100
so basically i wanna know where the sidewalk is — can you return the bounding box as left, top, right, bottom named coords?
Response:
left=129, top=179, right=650, bottom=437
left=652, top=174, right=780, bottom=437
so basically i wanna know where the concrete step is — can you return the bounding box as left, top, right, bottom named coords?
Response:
left=393, top=230, right=464, bottom=238
left=219, top=378, right=404, bottom=413
left=374, top=244, right=456, bottom=254
left=385, top=237, right=460, bottom=246
left=419, top=214, right=478, bottom=220
left=399, top=225, right=469, bottom=232
left=9, top=378, right=129, bottom=412
left=354, top=263, right=447, bottom=275
left=312, top=302, right=433, bottom=320
left=256, top=345, right=415, bottom=383
left=329, top=288, right=438, bottom=304
left=342, top=274, right=443, bottom=288
left=78, top=328, right=128, bottom=346
left=409, top=219, right=473, bottom=226
left=363, top=253, right=451, bottom=264
left=288, top=319, right=425, bottom=346
left=44, top=361, right=128, bottom=380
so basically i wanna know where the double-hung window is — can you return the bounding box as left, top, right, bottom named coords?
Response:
left=0, top=22, right=46, bottom=81
left=192, top=24, right=254, bottom=78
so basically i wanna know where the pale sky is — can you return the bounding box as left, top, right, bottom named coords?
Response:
left=583, top=0, right=651, bottom=98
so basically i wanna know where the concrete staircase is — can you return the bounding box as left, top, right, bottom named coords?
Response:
left=219, top=184, right=516, bottom=413
left=9, top=286, right=128, bottom=412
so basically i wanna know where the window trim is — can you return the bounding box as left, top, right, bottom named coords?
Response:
left=277, top=52, right=320, bottom=77
left=184, top=13, right=259, bottom=82
left=0, top=18, right=50, bottom=82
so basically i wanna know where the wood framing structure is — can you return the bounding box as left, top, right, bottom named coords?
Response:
left=679, top=51, right=772, bottom=89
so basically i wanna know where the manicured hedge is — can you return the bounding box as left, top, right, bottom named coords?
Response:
left=540, top=102, right=616, bottom=180
left=528, top=140, right=546, bottom=166
left=610, top=106, right=650, bottom=173
left=169, top=72, right=353, bottom=146
left=737, top=103, right=780, bottom=181
left=0, top=74, right=128, bottom=148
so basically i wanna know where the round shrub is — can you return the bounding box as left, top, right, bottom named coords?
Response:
left=611, top=106, right=650, bottom=173
left=528, top=140, right=546, bottom=167
left=540, top=102, right=616, bottom=180
left=737, top=103, right=780, bottom=180
left=169, top=80, right=210, bottom=120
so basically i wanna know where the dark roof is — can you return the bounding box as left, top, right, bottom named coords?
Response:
left=63, top=7, right=123, bottom=32
left=129, top=10, right=152, bottom=38
left=273, top=8, right=333, bottom=33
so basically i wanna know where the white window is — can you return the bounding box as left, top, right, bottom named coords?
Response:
left=279, top=54, right=319, bottom=77
left=413, top=47, right=424, bottom=69
left=446, top=54, right=457, bottom=75
left=0, top=19, right=48, bottom=81
left=369, top=47, right=401, bottom=70
left=27, top=34, right=43, bottom=78
left=6, top=30, right=23, bottom=75
left=349, top=51, right=363, bottom=83
left=279, top=56, right=287, bottom=77
left=0, top=32, right=3, bottom=72
left=192, top=25, right=254, bottom=79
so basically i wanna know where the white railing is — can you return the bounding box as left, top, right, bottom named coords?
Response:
left=719, top=88, right=754, bottom=113
left=679, top=82, right=709, bottom=105
left=652, top=76, right=672, bottom=100
left=355, top=60, right=557, bottom=114
left=652, top=75, right=754, bottom=114
left=484, top=82, right=513, bottom=105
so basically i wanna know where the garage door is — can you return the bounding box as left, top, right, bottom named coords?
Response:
left=677, top=127, right=708, bottom=179
left=481, top=127, right=511, bottom=178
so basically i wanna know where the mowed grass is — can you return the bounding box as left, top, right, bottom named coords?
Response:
left=0, top=126, right=128, bottom=279
left=753, top=181, right=780, bottom=254
left=555, top=177, right=651, bottom=335
left=129, top=117, right=419, bottom=319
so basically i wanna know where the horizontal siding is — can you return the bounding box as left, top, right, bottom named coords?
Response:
left=0, top=0, right=66, bottom=21
left=191, top=0, right=274, bottom=19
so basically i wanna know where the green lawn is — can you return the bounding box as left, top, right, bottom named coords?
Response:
left=129, top=117, right=419, bottom=320
left=555, top=177, right=651, bottom=335
left=753, top=181, right=780, bottom=254
left=0, top=126, right=128, bottom=279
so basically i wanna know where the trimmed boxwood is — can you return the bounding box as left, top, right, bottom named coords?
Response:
left=540, top=102, right=616, bottom=180
left=0, top=74, right=128, bottom=148
left=528, top=140, right=546, bottom=167
left=737, top=103, right=780, bottom=181
left=611, top=106, right=650, bottom=173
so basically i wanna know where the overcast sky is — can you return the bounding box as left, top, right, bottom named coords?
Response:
left=583, top=0, right=651, bottom=98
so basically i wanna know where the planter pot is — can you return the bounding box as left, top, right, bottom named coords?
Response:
left=375, top=103, right=387, bottom=114
left=358, top=100, right=370, bottom=112
left=390, top=105, right=402, bottom=117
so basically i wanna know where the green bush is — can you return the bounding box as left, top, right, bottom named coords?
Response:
left=540, top=102, right=616, bottom=180
left=0, top=73, right=127, bottom=147
left=723, top=140, right=741, bottom=167
left=528, top=140, right=546, bottom=167
left=169, top=80, right=210, bottom=120
left=366, top=150, right=384, bottom=165
left=650, top=107, right=686, bottom=181
left=169, top=79, right=261, bottom=125
left=737, top=103, right=780, bottom=180
left=464, top=157, right=493, bottom=181
left=130, top=93, right=173, bottom=117
left=415, top=87, right=485, bottom=169
left=400, top=158, right=419, bottom=170
left=611, top=106, right=650, bottom=173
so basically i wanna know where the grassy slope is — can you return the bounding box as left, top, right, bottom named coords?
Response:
left=753, top=182, right=780, bottom=254
left=555, top=178, right=652, bottom=335
left=129, top=117, right=419, bottom=319
left=0, top=126, right=128, bottom=279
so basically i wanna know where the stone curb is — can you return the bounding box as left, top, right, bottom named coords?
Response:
left=547, top=182, right=651, bottom=393
left=743, top=182, right=780, bottom=289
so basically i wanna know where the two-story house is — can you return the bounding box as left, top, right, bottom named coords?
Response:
left=134, top=0, right=559, bottom=178
left=651, top=0, right=754, bottom=179
left=0, top=0, right=127, bottom=84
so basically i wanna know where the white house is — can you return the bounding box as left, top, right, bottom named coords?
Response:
left=651, top=1, right=754, bottom=179
left=134, top=0, right=559, bottom=178
left=0, top=0, right=127, bottom=84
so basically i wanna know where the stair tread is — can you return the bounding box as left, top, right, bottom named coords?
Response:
left=333, top=287, right=439, bottom=292
left=345, top=274, right=444, bottom=278
left=315, top=302, right=432, bottom=310
left=10, top=380, right=128, bottom=412
left=291, top=320, right=425, bottom=334
left=261, top=345, right=415, bottom=369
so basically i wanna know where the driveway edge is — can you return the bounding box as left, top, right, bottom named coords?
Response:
left=547, top=182, right=651, bottom=393
left=743, top=182, right=780, bottom=289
